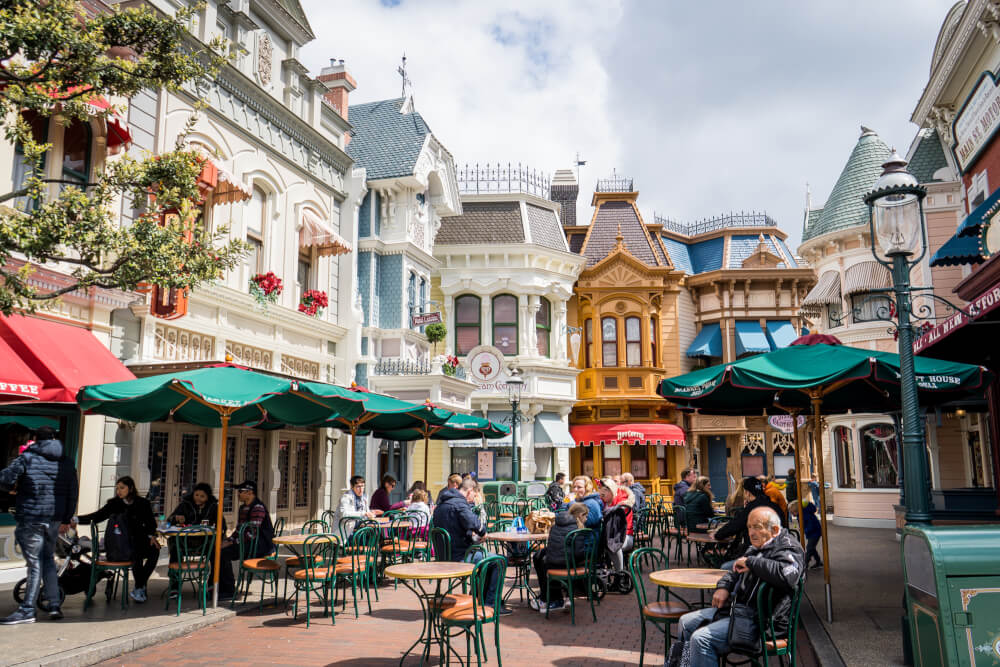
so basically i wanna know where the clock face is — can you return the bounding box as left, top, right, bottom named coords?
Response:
left=985, top=212, right=1000, bottom=258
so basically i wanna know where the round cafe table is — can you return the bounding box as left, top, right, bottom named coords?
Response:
left=386, top=561, right=474, bottom=666
left=484, top=531, right=549, bottom=605
left=650, top=567, right=727, bottom=608
left=685, top=532, right=734, bottom=568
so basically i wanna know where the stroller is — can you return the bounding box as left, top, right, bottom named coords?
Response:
left=592, top=504, right=634, bottom=598
left=12, top=529, right=111, bottom=611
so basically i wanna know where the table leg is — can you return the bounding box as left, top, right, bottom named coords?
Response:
left=397, top=578, right=467, bottom=667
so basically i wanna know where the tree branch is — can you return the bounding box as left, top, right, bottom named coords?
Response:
left=0, top=179, right=102, bottom=203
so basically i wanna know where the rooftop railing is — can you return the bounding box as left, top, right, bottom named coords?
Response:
left=596, top=176, right=634, bottom=192
left=654, top=211, right=777, bottom=236
left=457, top=163, right=551, bottom=199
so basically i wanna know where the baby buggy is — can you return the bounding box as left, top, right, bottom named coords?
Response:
left=592, top=504, right=634, bottom=598
left=12, top=529, right=111, bottom=611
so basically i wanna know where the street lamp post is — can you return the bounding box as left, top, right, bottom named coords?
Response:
left=506, top=367, right=524, bottom=484
left=863, top=150, right=933, bottom=524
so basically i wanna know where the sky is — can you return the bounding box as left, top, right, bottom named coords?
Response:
left=300, top=0, right=958, bottom=251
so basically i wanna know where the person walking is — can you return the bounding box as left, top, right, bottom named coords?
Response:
left=0, top=427, right=78, bottom=624
left=545, top=472, right=566, bottom=510
left=75, top=475, right=159, bottom=604
left=802, top=498, right=823, bottom=569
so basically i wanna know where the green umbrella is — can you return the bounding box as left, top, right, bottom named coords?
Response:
left=362, top=411, right=510, bottom=486
left=77, top=364, right=366, bottom=607
left=658, top=343, right=991, bottom=621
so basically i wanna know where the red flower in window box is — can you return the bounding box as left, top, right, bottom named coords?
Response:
left=249, top=272, right=282, bottom=309
left=298, top=289, right=328, bottom=317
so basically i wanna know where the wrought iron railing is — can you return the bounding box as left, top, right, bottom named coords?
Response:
left=654, top=211, right=778, bottom=236
left=457, top=163, right=551, bottom=198
left=372, top=358, right=467, bottom=380
left=596, top=176, right=634, bottom=192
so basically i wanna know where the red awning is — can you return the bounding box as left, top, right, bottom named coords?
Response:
left=85, top=96, right=132, bottom=155
left=0, top=336, right=44, bottom=402
left=0, top=315, right=135, bottom=403
left=569, top=422, right=686, bottom=447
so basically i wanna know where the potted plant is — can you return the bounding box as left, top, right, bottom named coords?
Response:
left=298, top=289, right=328, bottom=317
left=249, top=272, right=282, bottom=310
left=442, top=355, right=459, bottom=377
left=425, top=322, right=446, bottom=355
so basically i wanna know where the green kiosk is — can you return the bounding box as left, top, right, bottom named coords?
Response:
left=901, top=525, right=1000, bottom=666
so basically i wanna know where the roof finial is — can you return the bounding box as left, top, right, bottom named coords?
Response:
left=397, top=53, right=414, bottom=113
left=616, top=221, right=624, bottom=244
left=860, top=125, right=876, bottom=137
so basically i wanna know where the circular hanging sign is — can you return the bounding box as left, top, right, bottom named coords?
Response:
left=468, top=346, right=504, bottom=384
left=982, top=210, right=1000, bottom=258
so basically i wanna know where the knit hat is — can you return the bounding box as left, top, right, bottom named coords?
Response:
left=599, top=477, right=619, bottom=496
left=742, top=477, right=764, bottom=496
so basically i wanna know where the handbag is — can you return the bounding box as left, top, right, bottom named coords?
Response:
left=725, top=573, right=761, bottom=654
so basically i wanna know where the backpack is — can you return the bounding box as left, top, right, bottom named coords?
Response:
left=104, top=513, right=133, bottom=562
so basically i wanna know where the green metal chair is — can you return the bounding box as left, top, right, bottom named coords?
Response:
left=634, top=507, right=654, bottom=549
left=511, top=498, right=530, bottom=518
left=272, top=516, right=286, bottom=538
left=291, top=534, right=338, bottom=627
left=233, top=522, right=280, bottom=613
left=429, top=527, right=452, bottom=562
left=529, top=496, right=547, bottom=512
left=667, top=505, right=690, bottom=564
left=441, top=553, right=508, bottom=667
left=545, top=528, right=598, bottom=624
left=166, top=527, right=215, bottom=616
left=381, top=515, right=418, bottom=587
left=334, top=525, right=378, bottom=617
left=282, top=518, right=329, bottom=600
left=84, top=521, right=133, bottom=610
left=320, top=509, right=337, bottom=531
left=722, top=577, right=806, bottom=667
left=628, top=547, right=690, bottom=667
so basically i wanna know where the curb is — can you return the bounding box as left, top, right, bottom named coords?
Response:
left=10, top=608, right=236, bottom=667
left=800, top=591, right=847, bottom=667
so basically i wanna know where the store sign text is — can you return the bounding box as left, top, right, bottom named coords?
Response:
left=953, top=71, right=1000, bottom=172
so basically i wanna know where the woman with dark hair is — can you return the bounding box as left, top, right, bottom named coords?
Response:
left=683, top=476, right=714, bottom=532
left=167, top=482, right=219, bottom=527
left=73, top=476, right=159, bottom=603
left=369, top=474, right=397, bottom=513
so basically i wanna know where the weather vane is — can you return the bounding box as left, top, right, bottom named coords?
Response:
left=398, top=54, right=412, bottom=100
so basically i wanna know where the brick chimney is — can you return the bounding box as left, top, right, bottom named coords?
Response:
left=318, top=58, right=357, bottom=124
left=551, top=169, right=579, bottom=227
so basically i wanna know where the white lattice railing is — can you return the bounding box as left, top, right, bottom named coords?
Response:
left=154, top=324, right=216, bottom=362
left=281, top=354, right=320, bottom=380
left=227, top=342, right=273, bottom=370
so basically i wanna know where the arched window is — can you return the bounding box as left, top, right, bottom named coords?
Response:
left=650, top=316, right=658, bottom=367
left=245, top=187, right=266, bottom=275
left=492, top=294, right=518, bottom=355
left=455, top=295, right=481, bottom=355
left=860, top=423, right=898, bottom=489
left=584, top=318, right=593, bottom=367
left=536, top=298, right=551, bottom=357
left=601, top=317, right=618, bottom=367
left=61, top=120, right=92, bottom=187
left=625, top=316, right=642, bottom=367
left=13, top=111, right=48, bottom=210
left=833, top=426, right=855, bottom=488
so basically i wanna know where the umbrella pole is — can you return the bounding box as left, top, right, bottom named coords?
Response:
left=789, top=410, right=806, bottom=550
left=350, top=423, right=358, bottom=477
left=212, top=413, right=230, bottom=609
left=423, top=432, right=429, bottom=487
left=812, top=394, right=833, bottom=622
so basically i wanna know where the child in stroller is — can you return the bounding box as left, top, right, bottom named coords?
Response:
left=13, top=529, right=111, bottom=611
left=592, top=503, right=634, bottom=596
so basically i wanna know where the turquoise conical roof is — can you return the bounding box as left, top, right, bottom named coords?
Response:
left=803, top=127, right=891, bottom=242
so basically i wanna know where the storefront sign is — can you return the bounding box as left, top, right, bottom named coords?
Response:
left=953, top=70, right=1000, bottom=172
left=477, top=450, right=495, bottom=481
left=410, top=311, right=442, bottom=327
left=466, top=345, right=508, bottom=391
left=913, top=278, right=1000, bottom=353
left=767, top=415, right=806, bottom=434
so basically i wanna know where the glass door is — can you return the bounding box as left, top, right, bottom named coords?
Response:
left=223, top=432, right=263, bottom=528
left=291, top=438, right=314, bottom=524
left=146, top=425, right=207, bottom=520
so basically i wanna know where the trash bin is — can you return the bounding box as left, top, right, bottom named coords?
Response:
left=478, top=481, right=542, bottom=503
left=901, top=524, right=1000, bottom=666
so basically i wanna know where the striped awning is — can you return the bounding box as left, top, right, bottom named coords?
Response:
left=300, top=209, right=353, bottom=257
left=802, top=270, right=841, bottom=308
left=843, top=261, right=891, bottom=296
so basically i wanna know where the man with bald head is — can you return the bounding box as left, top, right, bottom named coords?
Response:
left=676, top=506, right=805, bottom=666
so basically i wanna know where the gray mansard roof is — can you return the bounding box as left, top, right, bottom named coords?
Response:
left=347, top=98, right=432, bottom=181
left=437, top=200, right=569, bottom=251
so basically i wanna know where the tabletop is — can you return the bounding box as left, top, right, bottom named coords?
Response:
left=484, top=531, right=549, bottom=543
left=157, top=527, right=215, bottom=537
left=685, top=532, right=733, bottom=544
left=649, top=568, right=727, bottom=589
left=273, top=533, right=336, bottom=546
left=385, top=562, right=474, bottom=581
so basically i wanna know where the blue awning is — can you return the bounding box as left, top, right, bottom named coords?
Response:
left=765, top=321, right=797, bottom=350
left=735, top=321, right=770, bottom=357
left=686, top=322, right=722, bottom=358
left=956, top=187, right=1000, bottom=237
left=533, top=412, right=574, bottom=448
left=930, top=231, right=984, bottom=267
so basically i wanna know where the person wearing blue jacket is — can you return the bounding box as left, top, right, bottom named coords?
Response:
left=568, top=476, right=602, bottom=529
left=801, top=499, right=823, bottom=569
left=0, top=427, right=78, bottom=624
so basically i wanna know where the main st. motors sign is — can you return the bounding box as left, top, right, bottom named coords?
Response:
left=952, top=69, right=1000, bottom=172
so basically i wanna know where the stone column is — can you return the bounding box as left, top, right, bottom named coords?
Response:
left=554, top=299, right=568, bottom=361
left=480, top=297, right=491, bottom=347
left=527, top=295, right=540, bottom=357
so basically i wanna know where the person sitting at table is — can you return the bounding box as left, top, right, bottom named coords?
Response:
left=165, top=482, right=224, bottom=563
left=677, top=506, right=804, bottom=667
left=673, top=467, right=697, bottom=507
left=436, top=474, right=462, bottom=503
left=74, top=476, right=159, bottom=604
left=370, top=474, right=396, bottom=514
left=406, top=489, right=431, bottom=538
left=568, top=475, right=602, bottom=529
left=725, top=485, right=746, bottom=516
left=714, top=477, right=786, bottom=569
left=598, top=478, right=633, bottom=573
left=683, top=476, right=715, bottom=533
left=432, top=478, right=511, bottom=615
left=335, top=475, right=378, bottom=535
left=530, top=502, right=590, bottom=614
left=217, top=480, right=274, bottom=601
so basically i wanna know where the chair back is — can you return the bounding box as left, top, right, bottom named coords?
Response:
left=672, top=504, right=688, bottom=535
left=469, top=553, right=507, bottom=619
left=388, top=516, right=416, bottom=557
left=174, top=527, right=215, bottom=574
left=301, top=534, right=338, bottom=582
left=564, top=528, right=597, bottom=574
left=754, top=578, right=805, bottom=658
left=633, top=507, right=649, bottom=542
left=301, top=519, right=328, bottom=535
left=484, top=501, right=502, bottom=520
left=338, top=516, right=356, bottom=543
left=493, top=518, right=513, bottom=532
left=530, top=497, right=546, bottom=512
left=628, top=547, right=668, bottom=613
left=511, top=498, right=530, bottom=518
left=237, top=522, right=260, bottom=563
left=350, top=525, right=379, bottom=575
left=430, top=527, right=452, bottom=562
left=272, top=516, right=286, bottom=538
left=320, top=509, right=336, bottom=530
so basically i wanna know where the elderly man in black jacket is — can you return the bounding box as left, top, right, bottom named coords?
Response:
left=677, top=506, right=804, bottom=667
left=432, top=479, right=510, bottom=615
left=0, top=427, right=78, bottom=624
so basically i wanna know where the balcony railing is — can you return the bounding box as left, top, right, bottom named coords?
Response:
left=372, top=358, right=467, bottom=380
left=655, top=211, right=777, bottom=237
left=596, top=176, right=634, bottom=193
left=457, top=163, right=551, bottom=199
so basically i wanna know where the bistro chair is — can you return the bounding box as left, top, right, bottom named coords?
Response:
left=441, top=553, right=508, bottom=667
left=166, top=527, right=215, bottom=616
left=530, top=496, right=547, bottom=512
left=667, top=505, right=690, bottom=564
left=722, top=578, right=806, bottom=667
left=233, top=522, right=280, bottom=613
left=292, top=534, right=338, bottom=627
left=321, top=509, right=337, bottom=531
left=273, top=516, right=286, bottom=538
left=282, top=518, right=329, bottom=599
left=484, top=502, right=503, bottom=530
left=334, top=525, right=379, bottom=617
left=84, top=521, right=133, bottom=611
left=511, top=498, right=530, bottom=518
left=634, top=507, right=653, bottom=549
left=381, top=516, right=418, bottom=587
left=628, top=547, right=689, bottom=667
left=546, top=528, right=598, bottom=624
left=430, top=527, right=453, bottom=562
